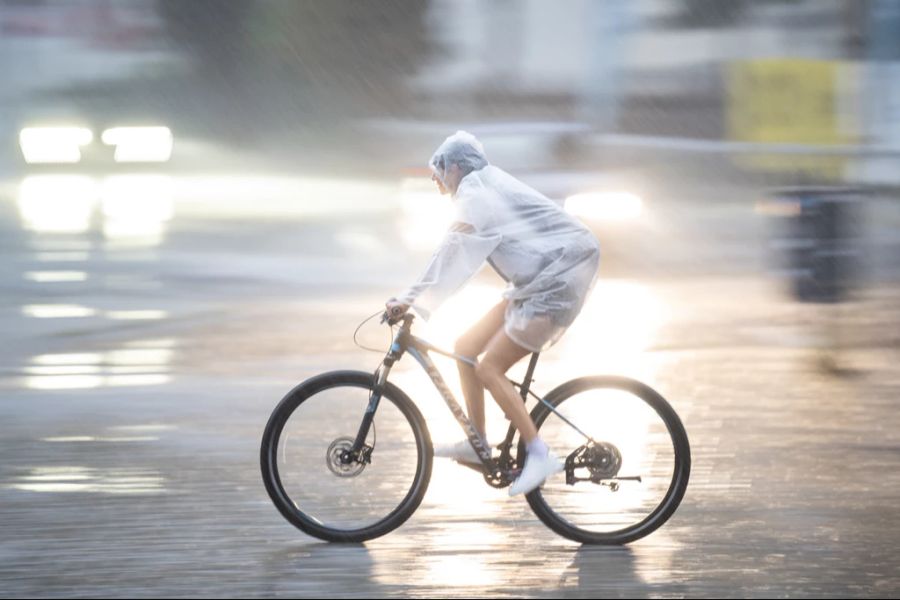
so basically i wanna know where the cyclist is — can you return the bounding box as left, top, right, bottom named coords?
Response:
left=386, top=131, right=600, bottom=496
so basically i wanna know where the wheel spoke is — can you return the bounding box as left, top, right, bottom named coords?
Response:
left=261, top=372, right=431, bottom=542
left=526, top=378, right=690, bottom=544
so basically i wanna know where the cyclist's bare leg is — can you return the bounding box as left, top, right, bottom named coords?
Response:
left=454, top=299, right=508, bottom=439
left=475, top=327, right=538, bottom=444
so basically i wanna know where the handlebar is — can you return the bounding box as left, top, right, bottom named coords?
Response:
left=381, top=305, right=406, bottom=326
left=381, top=306, right=418, bottom=328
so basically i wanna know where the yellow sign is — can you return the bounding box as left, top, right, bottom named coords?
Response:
left=728, top=59, right=856, bottom=178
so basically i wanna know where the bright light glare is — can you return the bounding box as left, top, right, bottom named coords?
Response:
left=566, top=191, right=643, bottom=221
left=19, top=127, right=93, bottom=164
left=24, top=271, right=88, bottom=283
left=17, top=176, right=98, bottom=233
left=8, top=466, right=165, bottom=494
left=101, top=126, right=173, bottom=163
left=105, top=310, right=168, bottom=321
left=24, top=348, right=173, bottom=391
left=557, top=280, right=666, bottom=382
left=22, top=304, right=97, bottom=318
left=101, top=175, right=174, bottom=242
left=399, top=177, right=454, bottom=250
left=33, top=353, right=103, bottom=366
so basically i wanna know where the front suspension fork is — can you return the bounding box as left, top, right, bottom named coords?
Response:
left=349, top=358, right=394, bottom=460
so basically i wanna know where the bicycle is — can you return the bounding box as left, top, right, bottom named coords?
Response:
left=260, top=309, right=691, bottom=544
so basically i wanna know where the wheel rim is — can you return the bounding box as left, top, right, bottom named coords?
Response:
left=531, top=385, right=684, bottom=538
left=272, top=383, right=424, bottom=533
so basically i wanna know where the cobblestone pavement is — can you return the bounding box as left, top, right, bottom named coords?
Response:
left=1, top=188, right=898, bottom=598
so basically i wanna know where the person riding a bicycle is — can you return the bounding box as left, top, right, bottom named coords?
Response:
left=386, top=131, right=601, bottom=496
left=263, top=139, right=688, bottom=541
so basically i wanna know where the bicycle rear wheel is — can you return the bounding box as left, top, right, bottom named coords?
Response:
left=261, top=370, right=432, bottom=542
left=523, top=376, right=690, bottom=544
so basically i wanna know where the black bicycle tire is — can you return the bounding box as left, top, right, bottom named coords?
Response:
left=260, top=370, right=433, bottom=542
left=521, top=375, right=691, bottom=545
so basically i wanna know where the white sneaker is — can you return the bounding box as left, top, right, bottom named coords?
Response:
left=508, top=451, right=565, bottom=496
left=433, top=439, right=486, bottom=464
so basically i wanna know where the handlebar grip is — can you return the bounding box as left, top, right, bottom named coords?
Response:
left=382, top=304, right=409, bottom=326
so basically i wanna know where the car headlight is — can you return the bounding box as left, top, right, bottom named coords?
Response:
left=19, top=127, right=93, bottom=164
left=101, top=126, right=173, bottom=163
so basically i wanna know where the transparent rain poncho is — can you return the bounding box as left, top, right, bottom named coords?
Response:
left=397, top=131, right=600, bottom=352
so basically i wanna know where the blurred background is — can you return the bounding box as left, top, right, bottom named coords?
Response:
left=2, top=1, right=899, bottom=597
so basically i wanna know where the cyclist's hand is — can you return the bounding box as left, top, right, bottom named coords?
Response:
left=383, top=298, right=409, bottom=323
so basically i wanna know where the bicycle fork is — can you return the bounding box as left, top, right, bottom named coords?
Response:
left=345, top=341, right=400, bottom=464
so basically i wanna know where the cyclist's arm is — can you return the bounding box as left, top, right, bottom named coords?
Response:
left=394, top=221, right=501, bottom=319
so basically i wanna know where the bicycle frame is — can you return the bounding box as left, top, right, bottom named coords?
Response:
left=352, top=314, right=591, bottom=487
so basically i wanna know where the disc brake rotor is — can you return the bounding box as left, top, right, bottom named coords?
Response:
left=326, top=437, right=367, bottom=478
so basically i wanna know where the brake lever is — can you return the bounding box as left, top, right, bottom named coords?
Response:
left=381, top=306, right=404, bottom=326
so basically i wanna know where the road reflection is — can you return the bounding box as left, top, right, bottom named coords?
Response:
left=21, top=340, right=176, bottom=390
left=6, top=465, right=165, bottom=495
left=17, top=174, right=173, bottom=247
left=2, top=167, right=693, bottom=595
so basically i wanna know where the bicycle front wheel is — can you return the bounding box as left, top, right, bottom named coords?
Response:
left=261, top=370, right=432, bottom=542
left=523, top=376, right=690, bottom=545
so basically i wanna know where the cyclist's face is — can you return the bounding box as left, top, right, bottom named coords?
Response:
left=431, top=170, right=449, bottom=195
left=432, top=164, right=462, bottom=195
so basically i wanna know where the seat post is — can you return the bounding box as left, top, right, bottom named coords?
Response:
left=520, top=352, right=540, bottom=400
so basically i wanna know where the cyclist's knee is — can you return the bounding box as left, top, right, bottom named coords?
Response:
left=474, top=359, right=502, bottom=383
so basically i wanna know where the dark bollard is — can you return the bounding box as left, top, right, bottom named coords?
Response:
left=764, top=186, right=865, bottom=374
left=768, top=187, right=862, bottom=304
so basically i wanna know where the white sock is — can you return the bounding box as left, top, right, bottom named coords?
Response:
left=526, top=437, right=549, bottom=458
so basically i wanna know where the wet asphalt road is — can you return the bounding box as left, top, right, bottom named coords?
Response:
left=1, top=176, right=899, bottom=598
